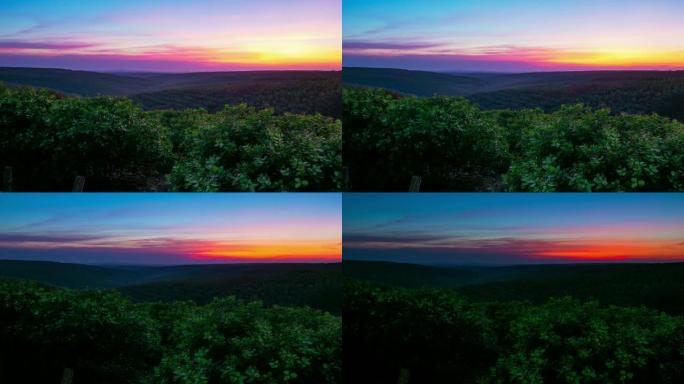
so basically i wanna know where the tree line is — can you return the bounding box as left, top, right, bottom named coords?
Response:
left=343, top=87, right=684, bottom=191
left=0, top=84, right=341, bottom=191
left=0, top=279, right=340, bottom=383
left=344, top=281, right=684, bottom=383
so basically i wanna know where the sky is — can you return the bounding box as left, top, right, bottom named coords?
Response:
left=0, top=0, right=341, bottom=72
left=0, top=193, right=341, bottom=265
left=344, top=194, right=684, bottom=265
left=344, top=0, right=684, bottom=72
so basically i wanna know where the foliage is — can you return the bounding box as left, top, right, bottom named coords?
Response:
left=0, top=84, right=341, bottom=191
left=132, top=77, right=342, bottom=118
left=168, top=105, right=342, bottom=192
left=344, top=281, right=684, bottom=384
left=0, top=279, right=341, bottom=384
left=343, top=87, right=509, bottom=190
left=154, top=298, right=340, bottom=384
left=343, top=87, right=684, bottom=191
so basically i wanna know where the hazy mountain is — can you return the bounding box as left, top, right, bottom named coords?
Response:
left=344, top=67, right=684, bottom=121
left=345, top=260, right=684, bottom=314
left=0, top=260, right=341, bottom=312
left=0, top=67, right=341, bottom=117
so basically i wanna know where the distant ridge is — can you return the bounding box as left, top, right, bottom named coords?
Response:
left=0, top=259, right=340, bottom=289
left=345, top=260, right=684, bottom=314
left=343, top=67, right=684, bottom=121
left=0, top=67, right=342, bottom=116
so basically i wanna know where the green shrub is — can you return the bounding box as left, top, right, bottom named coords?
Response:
left=0, top=280, right=341, bottom=384
left=342, top=87, right=684, bottom=191
left=0, top=84, right=342, bottom=191
left=343, top=87, right=509, bottom=190
left=169, top=104, right=342, bottom=191
left=344, top=282, right=684, bottom=384
left=154, top=298, right=341, bottom=384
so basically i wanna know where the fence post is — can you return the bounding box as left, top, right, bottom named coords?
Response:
left=397, top=368, right=410, bottom=384
left=2, top=166, right=12, bottom=192
left=343, top=166, right=350, bottom=190
left=61, top=368, right=74, bottom=384
left=72, top=176, right=85, bottom=192
left=408, top=175, right=421, bottom=192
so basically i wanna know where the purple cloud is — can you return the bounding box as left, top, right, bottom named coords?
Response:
left=0, top=40, right=96, bottom=50
left=344, top=41, right=441, bottom=50
left=0, top=233, right=104, bottom=243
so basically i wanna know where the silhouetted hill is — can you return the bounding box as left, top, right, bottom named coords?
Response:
left=343, top=67, right=684, bottom=121
left=0, top=260, right=341, bottom=312
left=343, top=67, right=486, bottom=96
left=0, top=67, right=152, bottom=96
left=345, top=260, right=684, bottom=314
left=0, top=67, right=341, bottom=117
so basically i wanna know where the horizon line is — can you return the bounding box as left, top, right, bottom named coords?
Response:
left=343, top=66, right=684, bottom=75
left=345, top=259, right=684, bottom=268
left=0, top=66, right=342, bottom=75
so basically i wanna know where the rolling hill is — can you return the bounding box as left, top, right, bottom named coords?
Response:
left=0, top=67, right=341, bottom=117
left=344, top=67, right=684, bottom=121
left=0, top=260, right=341, bottom=313
left=345, top=260, right=684, bottom=314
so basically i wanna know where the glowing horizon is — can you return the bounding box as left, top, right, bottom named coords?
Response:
left=0, top=194, right=341, bottom=265
left=0, top=0, right=341, bottom=72
left=343, top=194, right=684, bottom=265
left=343, top=0, right=684, bottom=72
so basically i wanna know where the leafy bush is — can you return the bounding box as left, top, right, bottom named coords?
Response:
left=0, top=280, right=160, bottom=383
left=169, top=104, right=342, bottom=191
left=0, top=85, right=172, bottom=190
left=0, top=279, right=341, bottom=384
left=343, top=87, right=509, bottom=190
left=344, top=282, right=684, bottom=384
left=155, top=298, right=340, bottom=384
left=0, top=84, right=342, bottom=191
left=503, top=105, right=684, bottom=191
left=343, top=87, right=684, bottom=191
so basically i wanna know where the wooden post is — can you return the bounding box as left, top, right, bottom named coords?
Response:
left=397, top=368, right=410, bottom=384
left=72, top=176, right=85, bottom=192
left=343, top=166, right=350, bottom=190
left=61, top=368, right=74, bottom=384
left=2, top=166, right=12, bottom=192
left=408, top=176, right=421, bottom=192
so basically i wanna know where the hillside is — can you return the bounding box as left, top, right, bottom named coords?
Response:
left=344, top=67, right=684, bottom=121
left=0, top=67, right=341, bottom=117
left=0, top=260, right=341, bottom=313
left=345, top=260, right=684, bottom=314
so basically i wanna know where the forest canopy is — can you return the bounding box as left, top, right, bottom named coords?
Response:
left=0, top=84, right=341, bottom=192
left=344, top=281, right=684, bottom=384
left=0, top=279, right=341, bottom=384
left=343, top=87, right=684, bottom=191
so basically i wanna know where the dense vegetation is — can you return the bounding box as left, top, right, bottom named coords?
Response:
left=344, top=68, right=684, bottom=122
left=0, top=261, right=342, bottom=315
left=0, top=68, right=342, bottom=118
left=345, top=261, right=684, bottom=316
left=0, top=279, right=341, bottom=384
left=0, top=84, right=341, bottom=191
left=343, top=87, right=684, bottom=191
left=344, top=281, right=684, bottom=384
left=131, top=77, right=341, bottom=118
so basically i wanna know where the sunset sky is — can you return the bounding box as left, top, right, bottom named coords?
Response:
left=0, top=194, right=341, bottom=265
left=344, top=0, right=684, bottom=72
left=344, top=194, right=684, bottom=265
left=0, top=0, right=341, bottom=72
